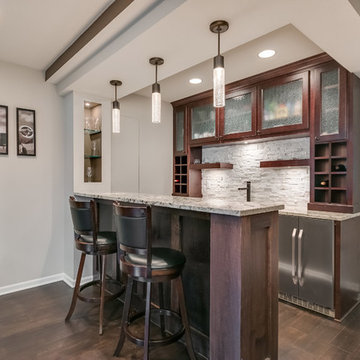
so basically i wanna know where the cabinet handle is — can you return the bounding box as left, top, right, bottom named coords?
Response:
left=291, top=228, right=298, bottom=285
left=297, top=229, right=304, bottom=287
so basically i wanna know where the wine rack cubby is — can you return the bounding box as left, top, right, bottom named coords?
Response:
left=173, top=155, right=188, bottom=195
left=312, top=141, right=348, bottom=207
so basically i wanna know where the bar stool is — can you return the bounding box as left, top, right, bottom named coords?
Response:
left=65, top=196, right=123, bottom=335
left=113, top=203, right=196, bottom=360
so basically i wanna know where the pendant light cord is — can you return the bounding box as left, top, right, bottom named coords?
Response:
left=155, top=64, right=158, bottom=85
left=217, top=29, right=221, bottom=56
left=114, top=84, right=117, bottom=101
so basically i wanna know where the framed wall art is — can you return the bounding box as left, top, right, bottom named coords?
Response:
left=17, top=108, right=36, bottom=156
left=0, top=105, right=8, bottom=155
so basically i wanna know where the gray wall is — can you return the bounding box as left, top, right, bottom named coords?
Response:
left=0, top=60, right=65, bottom=291
left=63, top=93, right=75, bottom=280
left=0, top=72, right=175, bottom=293
left=111, top=94, right=173, bottom=194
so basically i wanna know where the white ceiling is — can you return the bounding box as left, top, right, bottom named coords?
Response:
left=136, top=24, right=322, bottom=102
left=0, top=0, right=113, bottom=69
left=1, top=0, right=360, bottom=103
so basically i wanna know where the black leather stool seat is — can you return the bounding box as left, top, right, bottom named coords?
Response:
left=126, top=248, right=186, bottom=269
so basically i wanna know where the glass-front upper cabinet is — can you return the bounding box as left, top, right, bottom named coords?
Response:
left=258, top=72, right=309, bottom=135
left=189, top=97, right=217, bottom=145
left=314, top=63, right=347, bottom=141
left=219, top=87, right=256, bottom=140
left=174, top=108, right=186, bottom=154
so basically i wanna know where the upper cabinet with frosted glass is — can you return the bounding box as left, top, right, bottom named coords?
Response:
left=189, top=87, right=257, bottom=145
left=189, top=97, right=218, bottom=145
left=313, top=63, right=347, bottom=141
left=258, top=72, right=309, bottom=135
left=219, top=87, right=256, bottom=141
left=174, top=107, right=186, bottom=155
left=186, top=73, right=311, bottom=146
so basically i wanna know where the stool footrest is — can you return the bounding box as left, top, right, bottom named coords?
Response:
left=77, top=279, right=124, bottom=304
left=125, top=308, right=185, bottom=347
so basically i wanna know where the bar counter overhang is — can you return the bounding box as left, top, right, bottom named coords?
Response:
left=75, top=192, right=284, bottom=360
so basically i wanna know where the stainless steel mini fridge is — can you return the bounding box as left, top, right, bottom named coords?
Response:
left=279, top=215, right=334, bottom=311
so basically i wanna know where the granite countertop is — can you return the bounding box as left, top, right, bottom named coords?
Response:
left=280, top=209, right=360, bottom=221
left=75, top=192, right=284, bottom=217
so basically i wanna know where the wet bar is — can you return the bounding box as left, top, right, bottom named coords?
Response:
left=76, top=191, right=283, bottom=360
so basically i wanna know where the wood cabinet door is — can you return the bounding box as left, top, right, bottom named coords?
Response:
left=313, top=63, right=347, bottom=142
left=188, top=97, right=219, bottom=146
left=219, top=86, right=256, bottom=142
left=257, top=71, right=310, bottom=136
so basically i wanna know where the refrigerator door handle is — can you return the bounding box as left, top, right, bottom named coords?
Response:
left=291, top=227, right=298, bottom=284
left=298, top=229, right=304, bottom=287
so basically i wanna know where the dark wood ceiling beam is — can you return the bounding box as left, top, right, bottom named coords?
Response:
left=349, top=0, right=360, bottom=16
left=45, top=0, right=134, bottom=81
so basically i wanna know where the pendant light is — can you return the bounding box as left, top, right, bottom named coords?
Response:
left=110, top=80, right=122, bottom=133
left=149, top=57, right=164, bottom=124
left=210, top=20, right=229, bottom=108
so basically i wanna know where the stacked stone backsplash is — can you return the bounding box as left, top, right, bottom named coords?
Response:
left=202, top=137, right=310, bottom=212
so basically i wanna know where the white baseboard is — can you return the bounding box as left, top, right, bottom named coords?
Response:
left=62, top=273, right=94, bottom=288
left=0, top=273, right=94, bottom=296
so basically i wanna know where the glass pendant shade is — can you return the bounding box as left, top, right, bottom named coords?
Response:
left=110, top=80, right=122, bottom=133
left=149, top=57, right=164, bottom=125
left=112, top=100, right=120, bottom=133
left=210, top=20, right=229, bottom=108
left=152, top=83, right=161, bottom=124
left=213, top=55, right=225, bottom=107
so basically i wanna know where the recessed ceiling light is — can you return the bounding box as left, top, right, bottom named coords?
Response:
left=189, top=78, right=202, bottom=84
left=85, top=102, right=91, bottom=107
left=258, top=49, right=276, bottom=59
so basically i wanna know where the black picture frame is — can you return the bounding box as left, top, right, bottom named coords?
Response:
left=16, top=108, right=36, bottom=156
left=0, top=105, right=8, bottom=155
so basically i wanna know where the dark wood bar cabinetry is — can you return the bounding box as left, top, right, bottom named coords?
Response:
left=172, top=53, right=360, bottom=213
left=308, top=61, right=360, bottom=212
left=210, top=211, right=279, bottom=360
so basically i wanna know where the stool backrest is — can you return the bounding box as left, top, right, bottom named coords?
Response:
left=69, top=196, right=97, bottom=247
left=113, top=202, right=152, bottom=277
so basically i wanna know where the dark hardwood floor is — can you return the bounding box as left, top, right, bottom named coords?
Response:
left=279, top=299, right=360, bottom=359
left=1, top=281, right=360, bottom=359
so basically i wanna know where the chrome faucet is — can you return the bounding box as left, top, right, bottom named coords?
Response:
left=238, top=181, right=251, bottom=202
